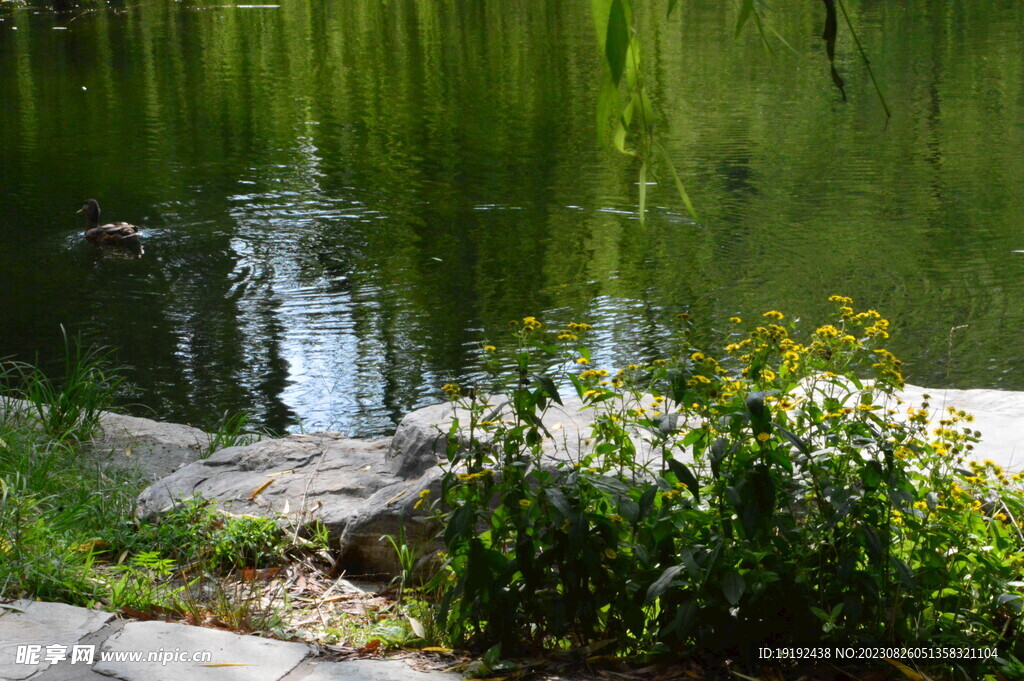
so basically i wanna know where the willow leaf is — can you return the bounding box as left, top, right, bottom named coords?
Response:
left=606, top=0, right=630, bottom=86
left=654, top=141, right=699, bottom=223
left=638, top=160, right=647, bottom=223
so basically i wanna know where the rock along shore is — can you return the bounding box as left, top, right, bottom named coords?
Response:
left=6, top=384, right=1024, bottom=578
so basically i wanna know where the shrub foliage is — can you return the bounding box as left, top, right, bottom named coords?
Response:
left=428, top=299, right=1024, bottom=675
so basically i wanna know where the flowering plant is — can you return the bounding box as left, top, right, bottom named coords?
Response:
left=426, top=299, right=1024, bottom=677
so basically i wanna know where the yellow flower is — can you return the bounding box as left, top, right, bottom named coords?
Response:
left=729, top=316, right=742, bottom=323
left=894, top=446, right=913, bottom=460
left=442, top=383, right=461, bottom=395
left=756, top=432, right=771, bottom=443
left=519, top=499, right=532, bottom=508
left=763, top=310, right=784, bottom=320
left=828, top=295, right=853, bottom=306
left=483, top=345, right=497, bottom=353
left=577, top=357, right=589, bottom=365
left=604, top=548, right=617, bottom=560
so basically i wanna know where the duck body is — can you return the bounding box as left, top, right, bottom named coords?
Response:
left=78, top=199, right=141, bottom=243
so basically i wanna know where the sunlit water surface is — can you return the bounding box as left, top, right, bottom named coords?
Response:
left=2, top=1, right=1023, bottom=435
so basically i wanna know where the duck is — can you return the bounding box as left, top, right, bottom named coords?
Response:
left=77, top=199, right=141, bottom=243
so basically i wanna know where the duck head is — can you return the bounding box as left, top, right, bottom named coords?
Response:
left=77, top=199, right=101, bottom=228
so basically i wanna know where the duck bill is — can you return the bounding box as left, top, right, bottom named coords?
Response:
left=76, top=206, right=86, bottom=214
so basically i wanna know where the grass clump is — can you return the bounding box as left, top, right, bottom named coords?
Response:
left=2, top=328, right=123, bottom=444
left=426, top=299, right=1024, bottom=679
left=0, top=347, right=295, bottom=630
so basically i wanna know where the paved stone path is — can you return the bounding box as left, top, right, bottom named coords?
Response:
left=0, top=601, right=458, bottom=681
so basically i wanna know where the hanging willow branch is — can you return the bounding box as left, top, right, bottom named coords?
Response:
left=591, top=1, right=889, bottom=222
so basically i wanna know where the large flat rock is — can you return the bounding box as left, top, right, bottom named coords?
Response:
left=94, top=621, right=308, bottom=681
left=0, top=600, right=114, bottom=680
left=386, top=393, right=667, bottom=478
left=136, top=433, right=397, bottom=528
left=899, top=384, right=1024, bottom=471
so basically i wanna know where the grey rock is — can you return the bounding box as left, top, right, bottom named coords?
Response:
left=338, top=468, right=445, bottom=576
left=95, top=621, right=308, bottom=681
left=295, top=659, right=459, bottom=681
left=897, top=384, right=1024, bottom=472
left=0, top=398, right=210, bottom=482
left=0, top=600, right=114, bottom=680
left=88, top=411, right=210, bottom=482
left=385, top=394, right=667, bottom=476
left=136, top=434, right=397, bottom=525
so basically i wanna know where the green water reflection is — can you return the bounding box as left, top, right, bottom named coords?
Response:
left=2, top=1, right=1023, bottom=435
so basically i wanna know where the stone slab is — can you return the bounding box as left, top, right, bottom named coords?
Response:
left=0, top=600, right=114, bottom=680
left=94, top=621, right=308, bottom=681
left=294, top=659, right=459, bottom=681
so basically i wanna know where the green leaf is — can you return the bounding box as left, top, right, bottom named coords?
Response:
left=997, top=593, right=1023, bottom=613
left=657, top=412, right=679, bottom=435
left=722, top=570, right=745, bottom=605
left=821, top=0, right=847, bottom=101
left=568, top=372, right=585, bottom=399
left=765, top=445, right=793, bottom=474
left=605, top=0, right=630, bottom=86
left=638, top=484, right=657, bottom=517
left=710, top=437, right=729, bottom=477
left=745, top=391, right=768, bottom=422
left=595, top=76, right=619, bottom=146
left=545, top=489, right=571, bottom=522
left=646, top=564, right=685, bottom=603
left=739, top=465, right=775, bottom=537
left=860, top=461, right=884, bottom=490
left=590, top=474, right=629, bottom=496
left=735, top=0, right=754, bottom=38
left=774, top=424, right=809, bottom=455
left=638, top=160, right=647, bottom=223
left=666, top=459, right=700, bottom=504
left=653, top=141, right=699, bottom=222
left=531, top=373, right=563, bottom=405
left=680, top=428, right=702, bottom=446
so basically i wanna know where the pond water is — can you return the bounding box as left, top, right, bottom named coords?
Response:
left=2, top=1, right=1024, bottom=435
